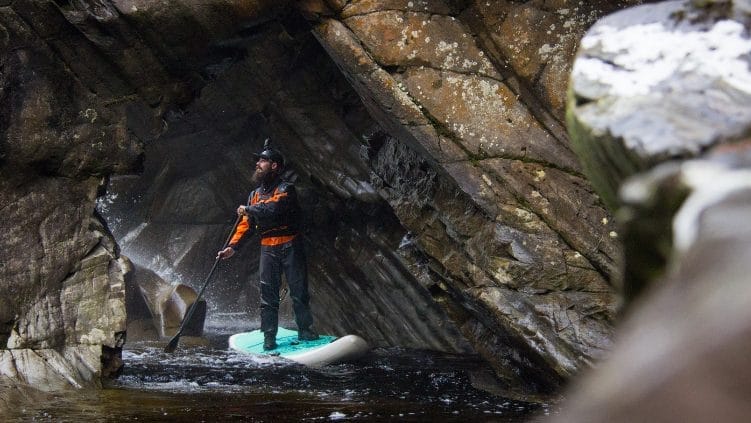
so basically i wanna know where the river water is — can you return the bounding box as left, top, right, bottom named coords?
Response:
left=6, top=316, right=549, bottom=422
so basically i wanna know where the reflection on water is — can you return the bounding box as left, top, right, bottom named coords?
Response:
left=6, top=316, right=549, bottom=422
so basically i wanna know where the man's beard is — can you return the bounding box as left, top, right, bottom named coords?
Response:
left=252, top=167, right=274, bottom=185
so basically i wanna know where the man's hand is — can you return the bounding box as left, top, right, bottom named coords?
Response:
left=237, top=205, right=248, bottom=216
left=217, top=247, right=235, bottom=260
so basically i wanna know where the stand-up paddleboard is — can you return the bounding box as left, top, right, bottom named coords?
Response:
left=228, top=327, right=369, bottom=367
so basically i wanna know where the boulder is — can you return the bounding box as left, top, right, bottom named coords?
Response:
left=123, top=258, right=206, bottom=342
left=554, top=0, right=751, bottom=420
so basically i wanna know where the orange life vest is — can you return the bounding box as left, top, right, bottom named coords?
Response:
left=229, top=178, right=301, bottom=248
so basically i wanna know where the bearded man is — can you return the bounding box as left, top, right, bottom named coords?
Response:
left=217, top=140, right=318, bottom=350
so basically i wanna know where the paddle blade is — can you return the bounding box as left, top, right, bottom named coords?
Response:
left=163, top=334, right=181, bottom=353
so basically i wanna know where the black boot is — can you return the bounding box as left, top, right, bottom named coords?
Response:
left=263, top=332, right=277, bottom=350
left=298, top=328, right=319, bottom=341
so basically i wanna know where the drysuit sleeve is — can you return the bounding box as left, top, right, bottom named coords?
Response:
left=228, top=215, right=253, bottom=250
left=228, top=190, right=256, bottom=250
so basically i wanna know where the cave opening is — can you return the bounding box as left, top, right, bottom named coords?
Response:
left=96, top=11, right=471, bottom=354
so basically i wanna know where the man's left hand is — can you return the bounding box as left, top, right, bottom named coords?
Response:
left=217, top=247, right=235, bottom=260
left=237, top=205, right=248, bottom=216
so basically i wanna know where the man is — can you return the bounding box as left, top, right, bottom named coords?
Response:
left=217, top=140, right=318, bottom=350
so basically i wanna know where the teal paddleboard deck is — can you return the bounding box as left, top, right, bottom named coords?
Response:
left=229, top=327, right=370, bottom=367
left=229, top=327, right=335, bottom=356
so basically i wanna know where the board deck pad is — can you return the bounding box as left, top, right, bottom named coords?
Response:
left=229, top=327, right=336, bottom=356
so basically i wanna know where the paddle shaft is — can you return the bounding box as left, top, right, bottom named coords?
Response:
left=164, top=214, right=243, bottom=352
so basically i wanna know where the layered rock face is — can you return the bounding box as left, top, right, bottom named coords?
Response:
left=552, top=0, right=751, bottom=420
left=1, top=174, right=126, bottom=389
left=0, top=1, right=142, bottom=386
left=2, top=0, right=640, bottom=395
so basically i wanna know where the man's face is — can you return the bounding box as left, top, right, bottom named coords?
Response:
left=253, top=157, right=278, bottom=183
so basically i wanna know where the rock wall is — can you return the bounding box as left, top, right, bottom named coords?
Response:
left=1, top=0, right=643, bottom=395
left=307, top=0, right=635, bottom=393
left=0, top=174, right=126, bottom=388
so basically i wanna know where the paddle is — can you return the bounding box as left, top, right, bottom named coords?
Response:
left=164, top=215, right=243, bottom=353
